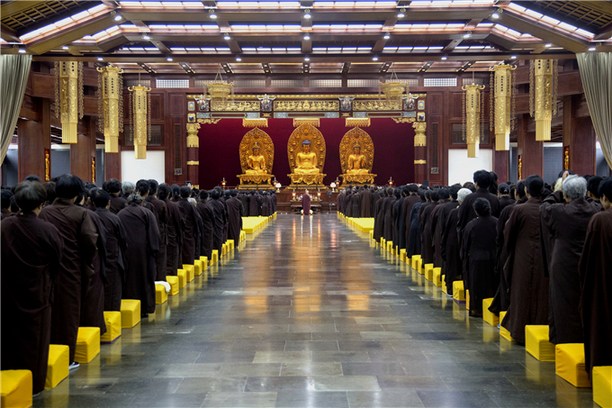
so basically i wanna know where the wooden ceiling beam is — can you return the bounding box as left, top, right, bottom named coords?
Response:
left=594, top=21, right=612, bottom=41
left=1, top=23, right=20, bottom=43
left=0, top=1, right=44, bottom=19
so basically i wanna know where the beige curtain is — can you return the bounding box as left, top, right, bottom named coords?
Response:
left=576, top=52, right=612, bottom=170
left=0, top=54, right=32, bottom=165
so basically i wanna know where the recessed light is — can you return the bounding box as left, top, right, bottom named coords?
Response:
left=143, top=34, right=151, bottom=40
left=491, top=11, right=500, bottom=19
left=18, top=47, right=26, bottom=54
left=303, top=34, right=311, bottom=41
left=209, top=10, right=217, bottom=19
left=397, top=8, right=406, bottom=18
left=510, top=55, right=517, bottom=59
left=97, top=57, right=104, bottom=61
left=62, top=45, right=69, bottom=50
left=235, top=56, right=242, bottom=61
left=383, top=33, right=390, bottom=40
left=463, top=32, right=472, bottom=39
left=303, top=9, right=311, bottom=19
left=588, top=46, right=596, bottom=51
left=223, top=34, right=231, bottom=40
left=166, top=57, right=173, bottom=62
left=304, top=56, right=310, bottom=62
left=114, top=14, right=123, bottom=21
left=441, top=56, right=447, bottom=60
left=544, top=43, right=552, bottom=48
left=372, top=56, right=379, bottom=61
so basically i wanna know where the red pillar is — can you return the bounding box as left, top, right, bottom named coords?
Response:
left=516, top=114, right=543, bottom=178
left=70, top=117, right=96, bottom=183
left=493, top=151, right=510, bottom=182
left=18, top=98, right=50, bottom=181
left=563, top=96, right=596, bottom=176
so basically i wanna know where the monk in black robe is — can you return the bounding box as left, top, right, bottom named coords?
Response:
left=457, top=170, right=500, bottom=245
left=39, top=174, right=98, bottom=367
left=461, top=198, right=498, bottom=316
left=360, top=187, right=372, bottom=218
left=392, top=189, right=405, bottom=246
left=197, top=190, right=214, bottom=259
left=431, top=187, right=455, bottom=267
left=92, top=188, right=128, bottom=311
left=420, top=190, right=438, bottom=264
left=159, top=184, right=182, bottom=276
left=407, top=191, right=426, bottom=257
left=497, top=183, right=515, bottom=212
left=1, top=181, right=63, bottom=394
left=209, top=188, right=228, bottom=251
left=226, top=190, right=243, bottom=245
left=177, top=186, right=200, bottom=264
left=373, top=189, right=386, bottom=242
left=382, top=189, right=397, bottom=242
left=248, top=192, right=260, bottom=216
left=541, top=176, right=599, bottom=344
left=146, top=180, right=168, bottom=281
left=301, top=190, right=312, bottom=215
left=579, top=178, right=612, bottom=376
left=103, top=178, right=126, bottom=214
left=401, top=185, right=420, bottom=251
left=118, top=194, right=160, bottom=316
left=501, top=175, right=549, bottom=344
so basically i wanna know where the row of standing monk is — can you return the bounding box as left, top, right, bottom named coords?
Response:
left=337, top=170, right=612, bottom=380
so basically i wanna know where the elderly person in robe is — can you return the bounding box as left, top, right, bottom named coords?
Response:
left=1, top=180, right=63, bottom=394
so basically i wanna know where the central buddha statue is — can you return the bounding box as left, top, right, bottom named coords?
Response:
left=346, top=144, right=368, bottom=174
left=339, top=127, right=376, bottom=184
left=294, top=140, right=320, bottom=174
left=237, top=128, right=275, bottom=190
left=245, top=143, right=267, bottom=175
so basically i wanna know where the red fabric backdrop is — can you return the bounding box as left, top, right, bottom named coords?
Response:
left=198, top=118, right=415, bottom=188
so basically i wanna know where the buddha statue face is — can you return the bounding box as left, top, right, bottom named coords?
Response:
left=302, top=142, right=311, bottom=152
left=252, top=145, right=261, bottom=155
left=352, top=145, right=361, bottom=154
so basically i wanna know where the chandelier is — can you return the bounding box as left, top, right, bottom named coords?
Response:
left=379, top=70, right=408, bottom=100
left=207, top=65, right=233, bottom=101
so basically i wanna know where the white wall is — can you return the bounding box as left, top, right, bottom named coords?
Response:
left=447, top=149, right=493, bottom=185
left=121, top=150, right=165, bottom=184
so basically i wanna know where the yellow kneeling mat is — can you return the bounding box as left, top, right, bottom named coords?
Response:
left=45, top=345, right=69, bottom=389
left=555, top=343, right=591, bottom=388
left=120, top=299, right=141, bottom=328
left=499, top=311, right=513, bottom=341
left=193, top=260, right=203, bottom=276
left=176, top=269, right=187, bottom=289
left=211, top=250, right=219, bottom=265
left=593, top=366, right=612, bottom=408
left=75, top=327, right=100, bottom=364
left=465, top=290, right=470, bottom=311
left=183, top=264, right=195, bottom=282
left=482, top=298, right=499, bottom=327
left=100, top=311, right=122, bottom=343
left=155, top=283, right=168, bottom=304
left=166, top=276, right=179, bottom=296
left=1, top=370, right=32, bottom=408
left=433, top=267, right=442, bottom=287
left=199, top=256, right=209, bottom=271
left=525, top=325, right=555, bottom=361
left=227, top=239, right=235, bottom=251
left=411, top=255, right=421, bottom=269
left=452, top=280, right=465, bottom=301
left=424, top=263, right=434, bottom=281
left=441, top=275, right=448, bottom=294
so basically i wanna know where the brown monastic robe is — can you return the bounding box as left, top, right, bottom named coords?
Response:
left=146, top=196, right=168, bottom=280
left=95, top=207, right=128, bottom=311
left=1, top=213, right=63, bottom=393
left=164, top=198, right=183, bottom=276
left=226, top=195, right=243, bottom=246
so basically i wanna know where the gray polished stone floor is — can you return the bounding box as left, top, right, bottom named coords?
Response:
left=35, top=214, right=595, bottom=407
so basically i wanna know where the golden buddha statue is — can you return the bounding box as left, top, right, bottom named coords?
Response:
left=339, top=127, right=376, bottom=184
left=294, top=140, right=320, bottom=174
left=346, top=144, right=368, bottom=174
left=245, top=143, right=267, bottom=175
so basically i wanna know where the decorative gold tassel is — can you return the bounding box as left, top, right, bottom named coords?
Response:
left=531, top=59, right=556, bottom=141
left=413, top=121, right=427, bottom=147
left=128, top=85, right=151, bottom=159
left=491, top=64, right=516, bottom=151
left=97, top=65, right=123, bottom=153
left=56, top=61, right=83, bottom=144
left=345, top=117, right=371, bottom=128
left=186, top=123, right=200, bottom=148
left=463, top=83, right=485, bottom=158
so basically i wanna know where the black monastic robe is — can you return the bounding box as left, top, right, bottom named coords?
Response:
left=95, top=207, right=128, bottom=311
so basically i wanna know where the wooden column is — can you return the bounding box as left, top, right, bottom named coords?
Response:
left=104, top=151, right=122, bottom=181
left=493, top=151, right=510, bottom=182
left=563, top=95, right=596, bottom=175
left=70, top=117, right=96, bottom=183
left=18, top=98, right=50, bottom=181
left=516, top=114, right=543, bottom=178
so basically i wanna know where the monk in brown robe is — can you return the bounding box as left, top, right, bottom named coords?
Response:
left=226, top=190, right=243, bottom=246
left=301, top=189, right=312, bottom=215
left=197, top=190, right=214, bottom=260
left=177, top=186, right=200, bottom=263
left=118, top=193, right=160, bottom=316
left=39, top=174, right=98, bottom=368
left=159, top=184, right=183, bottom=276
left=146, top=180, right=168, bottom=281
left=579, top=177, right=612, bottom=377
left=501, top=175, right=549, bottom=344
left=1, top=181, right=63, bottom=394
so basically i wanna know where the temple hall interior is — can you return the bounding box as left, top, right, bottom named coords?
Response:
left=1, top=0, right=611, bottom=407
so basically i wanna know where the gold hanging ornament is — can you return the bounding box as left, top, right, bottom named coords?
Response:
left=207, top=65, right=233, bottom=101
left=97, top=65, right=124, bottom=153
left=55, top=61, right=84, bottom=144
left=413, top=121, right=427, bottom=147
left=462, top=83, right=485, bottom=158
left=490, top=64, right=516, bottom=151
left=379, top=70, right=408, bottom=101
left=128, top=84, right=151, bottom=159
left=530, top=59, right=557, bottom=142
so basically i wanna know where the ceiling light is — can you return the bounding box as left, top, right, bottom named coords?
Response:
left=544, top=43, right=552, bottom=48
left=143, top=34, right=151, bottom=40
left=97, top=57, right=104, bottom=61
left=304, top=56, right=310, bottom=62
left=441, top=55, right=447, bottom=60
left=303, top=34, right=311, bottom=40
left=588, top=46, right=596, bottom=51
left=383, top=33, right=390, bottom=40
left=303, top=9, right=311, bottom=19
left=166, top=56, right=173, bottom=62
left=510, top=55, right=517, bottom=59
left=223, top=34, right=231, bottom=40
left=61, top=45, right=69, bottom=50
left=397, top=8, right=405, bottom=18
left=235, top=56, right=242, bottom=61
left=209, top=10, right=218, bottom=19
left=491, top=11, right=500, bottom=19
left=18, top=47, right=26, bottom=54
left=463, top=32, right=472, bottom=39
left=372, top=56, right=379, bottom=61
left=114, top=14, right=123, bottom=22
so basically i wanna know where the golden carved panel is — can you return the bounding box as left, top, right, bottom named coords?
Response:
left=339, top=127, right=375, bottom=174
left=211, top=100, right=260, bottom=111
left=287, top=124, right=326, bottom=172
left=353, top=100, right=402, bottom=111
left=274, top=100, right=338, bottom=112
left=239, top=127, right=274, bottom=175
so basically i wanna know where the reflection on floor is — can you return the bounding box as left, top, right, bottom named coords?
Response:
left=35, top=213, right=593, bottom=408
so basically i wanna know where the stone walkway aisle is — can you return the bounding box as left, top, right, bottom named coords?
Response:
left=36, top=213, right=592, bottom=407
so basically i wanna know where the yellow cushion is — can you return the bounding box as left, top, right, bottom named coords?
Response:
left=120, top=299, right=141, bottom=328
left=525, top=325, right=555, bottom=361
left=166, top=276, right=179, bottom=296
left=0, top=370, right=32, bottom=408
left=227, top=239, right=235, bottom=251
left=176, top=269, right=187, bottom=289
left=433, top=267, right=442, bottom=287
left=45, top=345, right=69, bottom=389
left=75, top=327, right=100, bottom=364
left=482, top=298, right=499, bottom=327
left=593, top=366, right=612, bottom=408
left=441, top=275, right=448, bottom=294
left=465, top=289, right=470, bottom=310
left=183, top=265, right=195, bottom=282
left=100, top=311, right=122, bottom=343
left=399, top=249, right=407, bottom=263
left=386, top=241, right=394, bottom=253
left=211, top=250, right=219, bottom=265
left=155, top=283, right=168, bottom=305
left=499, top=311, right=513, bottom=341
left=555, top=343, right=591, bottom=388
left=415, top=258, right=423, bottom=274
left=424, top=264, right=434, bottom=281
left=452, top=280, right=465, bottom=301
left=199, top=256, right=209, bottom=270
left=193, top=260, right=203, bottom=276
left=410, top=255, right=421, bottom=269
left=222, top=242, right=228, bottom=255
